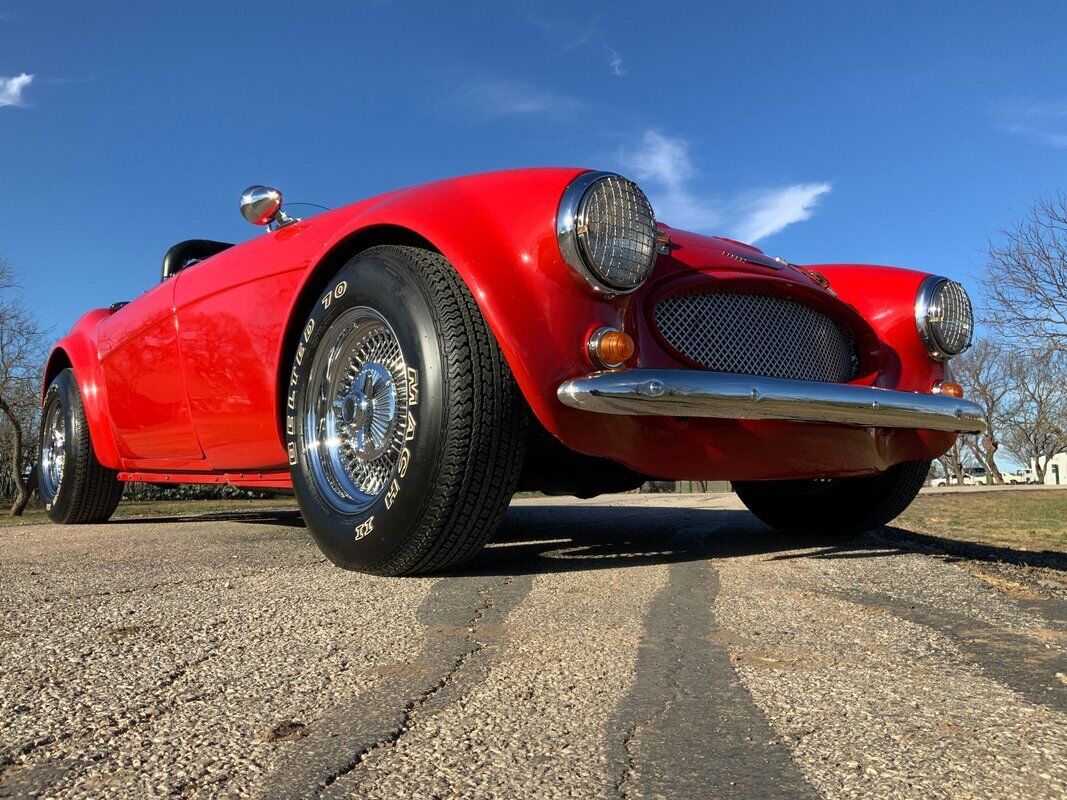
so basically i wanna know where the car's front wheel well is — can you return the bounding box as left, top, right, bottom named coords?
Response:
left=275, top=226, right=441, bottom=439
left=43, top=348, right=73, bottom=402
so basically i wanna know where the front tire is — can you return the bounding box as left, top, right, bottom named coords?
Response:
left=733, top=460, right=930, bottom=535
left=38, top=368, right=124, bottom=524
left=286, top=246, right=526, bottom=575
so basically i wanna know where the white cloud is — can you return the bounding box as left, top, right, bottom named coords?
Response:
left=732, top=183, right=833, bottom=243
left=1000, top=122, right=1067, bottom=148
left=1006, top=100, right=1067, bottom=118
left=996, top=99, right=1067, bottom=148
left=458, top=78, right=584, bottom=117
left=621, top=131, right=692, bottom=193
left=616, top=129, right=832, bottom=244
left=618, top=130, right=721, bottom=230
left=0, top=73, right=33, bottom=108
left=608, top=49, right=626, bottom=77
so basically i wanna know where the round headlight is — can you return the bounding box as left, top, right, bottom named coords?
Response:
left=557, top=172, right=658, bottom=293
left=915, top=276, right=974, bottom=359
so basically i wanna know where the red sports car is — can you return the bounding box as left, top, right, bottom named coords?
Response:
left=38, top=169, right=983, bottom=574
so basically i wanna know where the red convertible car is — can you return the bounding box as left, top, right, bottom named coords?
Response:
left=38, top=168, right=983, bottom=574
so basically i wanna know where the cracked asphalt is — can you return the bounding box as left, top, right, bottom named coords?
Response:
left=1, top=493, right=1065, bottom=799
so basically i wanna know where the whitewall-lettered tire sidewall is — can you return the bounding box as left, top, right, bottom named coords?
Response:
left=286, top=251, right=447, bottom=571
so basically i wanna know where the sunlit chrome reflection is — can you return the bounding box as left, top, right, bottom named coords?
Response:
left=304, top=308, right=410, bottom=514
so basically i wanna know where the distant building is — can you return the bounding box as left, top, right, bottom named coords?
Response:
left=1030, top=453, right=1067, bottom=485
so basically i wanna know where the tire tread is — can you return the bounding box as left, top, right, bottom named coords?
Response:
left=43, top=369, right=123, bottom=524
left=734, top=460, right=930, bottom=535
left=362, top=246, right=525, bottom=575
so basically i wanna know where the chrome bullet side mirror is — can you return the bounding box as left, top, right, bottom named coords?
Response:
left=240, top=185, right=297, bottom=230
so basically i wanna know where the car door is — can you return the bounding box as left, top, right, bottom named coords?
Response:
left=96, top=278, right=205, bottom=464
left=173, top=232, right=307, bottom=470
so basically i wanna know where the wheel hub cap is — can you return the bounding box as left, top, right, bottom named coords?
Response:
left=304, top=307, right=410, bottom=514
left=40, top=402, right=66, bottom=501
left=336, top=362, right=398, bottom=460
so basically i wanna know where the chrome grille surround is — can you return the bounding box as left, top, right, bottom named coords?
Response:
left=578, top=175, right=657, bottom=290
left=915, top=276, right=973, bottom=359
left=654, top=292, right=858, bottom=383
left=557, top=171, right=658, bottom=294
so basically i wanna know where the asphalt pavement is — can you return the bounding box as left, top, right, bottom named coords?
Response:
left=1, top=493, right=1064, bottom=799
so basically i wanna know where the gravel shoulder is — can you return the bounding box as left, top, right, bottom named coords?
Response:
left=1, top=493, right=1064, bottom=799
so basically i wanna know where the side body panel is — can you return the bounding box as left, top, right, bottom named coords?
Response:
left=95, top=279, right=205, bottom=465
left=174, top=243, right=306, bottom=470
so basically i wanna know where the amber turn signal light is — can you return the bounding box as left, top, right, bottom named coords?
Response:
left=933, top=380, right=964, bottom=398
left=588, top=327, right=635, bottom=369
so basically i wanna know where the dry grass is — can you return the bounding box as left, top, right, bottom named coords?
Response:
left=898, top=489, right=1067, bottom=553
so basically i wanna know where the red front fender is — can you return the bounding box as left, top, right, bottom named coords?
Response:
left=284, top=168, right=627, bottom=450
left=43, top=309, right=124, bottom=469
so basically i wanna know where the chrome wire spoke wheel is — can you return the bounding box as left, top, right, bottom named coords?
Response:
left=304, top=307, right=410, bottom=514
left=40, top=401, right=67, bottom=500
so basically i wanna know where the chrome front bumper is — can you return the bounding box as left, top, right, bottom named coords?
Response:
left=557, top=369, right=986, bottom=434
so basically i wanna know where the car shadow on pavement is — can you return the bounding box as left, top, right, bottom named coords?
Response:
left=109, top=508, right=306, bottom=528
left=445, top=505, right=859, bottom=577
left=457, top=504, right=1067, bottom=578
left=108, top=502, right=1066, bottom=578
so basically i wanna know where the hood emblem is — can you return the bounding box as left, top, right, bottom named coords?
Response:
left=721, top=249, right=784, bottom=270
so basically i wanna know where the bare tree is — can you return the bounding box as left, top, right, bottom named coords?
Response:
left=937, top=437, right=979, bottom=485
left=997, top=347, right=1067, bottom=484
left=982, top=194, right=1067, bottom=351
left=951, top=338, right=1011, bottom=482
left=0, top=257, right=48, bottom=515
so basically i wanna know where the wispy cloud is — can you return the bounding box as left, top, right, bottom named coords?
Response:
left=732, top=183, right=833, bottom=243
left=457, top=77, right=584, bottom=117
left=616, top=130, right=832, bottom=244
left=619, top=130, right=721, bottom=230
left=505, top=1, right=625, bottom=77
left=996, top=99, right=1067, bottom=148
left=0, top=73, right=33, bottom=108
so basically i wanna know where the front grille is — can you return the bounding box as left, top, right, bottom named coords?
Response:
left=654, top=292, right=858, bottom=383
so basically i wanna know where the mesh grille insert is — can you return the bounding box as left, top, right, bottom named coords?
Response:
left=654, top=292, right=858, bottom=383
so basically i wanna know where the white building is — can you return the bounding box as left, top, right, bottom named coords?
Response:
left=1030, top=453, right=1067, bottom=485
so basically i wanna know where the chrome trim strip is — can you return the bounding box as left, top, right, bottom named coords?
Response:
left=557, top=170, right=619, bottom=294
left=557, top=369, right=986, bottom=434
left=587, top=326, right=624, bottom=369
left=556, top=170, right=657, bottom=295
left=915, top=275, right=973, bottom=361
left=915, top=275, right=948, bottom=360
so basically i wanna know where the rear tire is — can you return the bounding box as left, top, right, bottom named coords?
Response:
left=733, top=460, right=930, bottom=535
left=38, top=368, right=124, bottom=524
left=286, top=246, right=526, bottom=575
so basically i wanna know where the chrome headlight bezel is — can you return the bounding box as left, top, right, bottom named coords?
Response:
left=915, top=276, right=974, bottom=360
left=557, top=171, right=658, bottom=295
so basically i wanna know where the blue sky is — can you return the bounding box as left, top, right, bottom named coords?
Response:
left=2, top=0, right=1066, bottom=336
